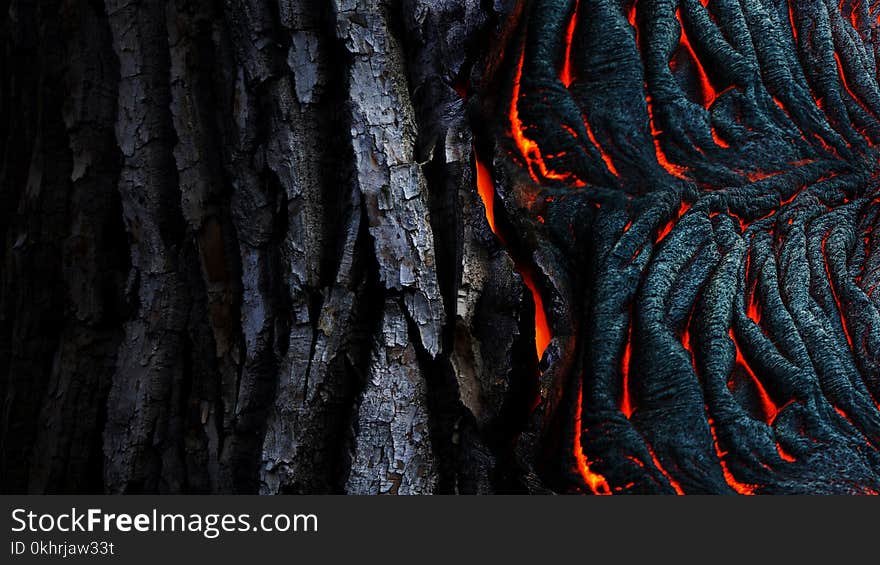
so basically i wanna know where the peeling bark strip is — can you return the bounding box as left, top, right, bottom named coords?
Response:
left=3, top=0, right=879, bottom=494
left=102, top=0, right=190, bottom=493
left=346, top=299, right=437, bottom=494
left=334, top=0, right=445, bottom=357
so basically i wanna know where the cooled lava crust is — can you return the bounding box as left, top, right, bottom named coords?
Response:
left=475, top=0, right=880, bottom=494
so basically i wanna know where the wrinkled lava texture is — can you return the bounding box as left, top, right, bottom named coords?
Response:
left=476, top=0, right=880, bottom=494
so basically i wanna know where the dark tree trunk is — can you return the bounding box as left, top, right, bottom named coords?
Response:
left=1, top=0, right=878, bottom=494
left=1, top=0, right=518, bottom=495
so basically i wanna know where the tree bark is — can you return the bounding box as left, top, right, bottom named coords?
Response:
left=1, top=0, right=522, bottom=494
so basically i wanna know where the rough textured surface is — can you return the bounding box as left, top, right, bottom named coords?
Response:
left=1, top=0, right=517, bottom=494
left=2, top=0, right=878, bottom=494
left=478, top=0, right=880, bottom=494
left=336, top=0, right=446, bottom=357
left=346, top=299, right=437, bottom=494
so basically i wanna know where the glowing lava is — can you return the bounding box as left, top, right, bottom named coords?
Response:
left=473, top=152, right=551, bottom=360
left=620, top=323, right=633, bottom=418
left=475, top=152, right=499, bottom=235
left=575, top=381, right=612, bottom=495
left=821, top=231, right=856, bottom=352
left=707, top=416, right=757, bottom=495
left=560, top=0, right=578, bottom=87
left=682, top=324, right=698, bottom=373
left=656, top=202, right=691, bottom=243
left=833, top=51, right=868, bottom=116
left=645, top=443, right=686, bottom=495
left=729, top=328, right=778, bottom=424
left=646, top=95, right=689, bottom=179
left=583, top=116, right=620, bottom=176
left=776, top=442, right=796, bottom=462
left=676, top=8, right=717, bottom=108
left=510, top=45, right=584, bottom=185
left=522, top=269, right=552, bottom=360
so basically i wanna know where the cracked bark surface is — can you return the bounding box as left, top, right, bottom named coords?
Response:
left=1, top=0, right=510, bottom=494
left=1, top=0, right=878, bottom=494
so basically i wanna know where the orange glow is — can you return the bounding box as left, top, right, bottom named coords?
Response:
left=583, top=116, right=620, bottom=176
left=776, top=442, right=796, bottom=462
left=788, top=4, right=799, bottom=44
left=745, top=250, right=761, bottom=326
left=645, top=443, right=686, bottom=495
left=627, top=1, right=641, bottom=51
left=475, top=171, right=551, bottom=372
left=560, top=0, right=578, bottom=87
left=821, top=232, right=855, bottom=351
left=850, top=5, right=859, bottom=31
left=676, top=8, right=717, bottom=108
left=729, top=328, right=778, bottom=424
left=474, top=152, right=499, bottom=235
left=707, top=416, right=757, bottom=495
left=620, top=323, right=634, bottom=418
left=747, top=290, right=761, bottom=326
left=833, top=51, right=876, bottom=119
left=521, top=268, right=552, bottom=360
left=744, top=169, right=784, bottom=182
left=682, top=325, right=698, bottom=373
left=646, top=95, right=689, bottom=179
left=656, top=220, right=674, bottom=243
left=811, top=131, right=841, bottom=157
left=574, top=381, right=612, bottom=495
left=627, top=455, right=646, bottom=468
left=510, top=45, right=584, bottom=185
left=655, top=202, right=691, bottom=244
left=744, top=244, right=752, bottom=279
left=780, top=185, right=806, bottom=206
left=474, top=151, right=549, bottom=360
left=711, top=127, right=730, bottom=148
left=729, top=210, right=748, bottom=232
left=772, top=95, right=793, bottom=120
left=834, top=406, right=857, bottom=427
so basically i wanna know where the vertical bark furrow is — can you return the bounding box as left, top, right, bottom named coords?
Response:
left=345, top=298, right=438, bottom=494
left=102, top=0, right=190, bottom=493
left=255, top=0, right=363, bottom=494
left=27, top=0, right=127, bottom=494
left=0, top=0, right=73, bottom=492
left=334, top=0, right=446, bottom=358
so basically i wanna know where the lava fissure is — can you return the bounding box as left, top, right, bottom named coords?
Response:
left=474, top=0, right=880, bottom=494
